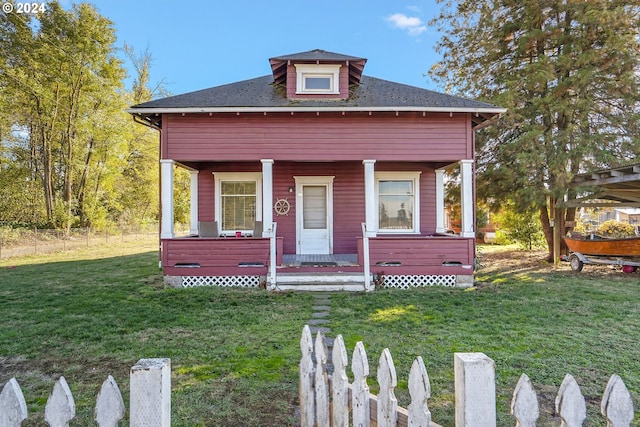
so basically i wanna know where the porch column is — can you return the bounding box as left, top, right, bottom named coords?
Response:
left=189, top=170, right=199, bottom=236
left=160, top=159, right=175, bottom=239
left=435, top=168, right=446, bottom=233
left=460, top=159, right=475, bottom=238
left=261, top=159, right=274, bottom=237
left=363, top=160, right=377, bottom=236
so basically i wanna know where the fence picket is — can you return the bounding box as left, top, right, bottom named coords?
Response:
left=352, top=341, right=371, bottom=427
left=407, top=356, right=431, bottom=427
left=332, top=334, right=350, bottom=427
left=0, top=378, right=28, bottom=426
left=299, top=325, right=315, bottom=427
left=556, top=374, right=586, bottom=427
left=44, top=376, right=75, bottom=427
left=511, top=373, right=539, bottom=427
left=94, top=375, right=125, bottom=427
left=315, top=331, right=330, bottom=427
left=377, top=348, right=398, bottom=427
left=601, top=374, right=634, bottom=427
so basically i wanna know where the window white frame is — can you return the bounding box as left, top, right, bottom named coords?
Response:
left=294, top=64, right=341, bottom=94
left=375, top=172, right=421, bottom=234
left=213, top=172, right=262, bottom=236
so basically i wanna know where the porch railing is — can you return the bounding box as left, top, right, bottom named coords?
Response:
left=267, top=222, right=278, bottom=289
left=361, top=223, right=373, bottom=291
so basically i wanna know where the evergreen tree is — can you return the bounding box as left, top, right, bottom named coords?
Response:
left=430, top=0, right=640, bottom=261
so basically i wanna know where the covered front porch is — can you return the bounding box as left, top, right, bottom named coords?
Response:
left=159, top=158, right=477, bottom=289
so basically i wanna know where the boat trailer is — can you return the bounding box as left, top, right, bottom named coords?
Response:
left=566, top=252, right=640, bottom=273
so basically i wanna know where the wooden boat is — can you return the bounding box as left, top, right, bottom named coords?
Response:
left=564, top=234, right=640, bottom=257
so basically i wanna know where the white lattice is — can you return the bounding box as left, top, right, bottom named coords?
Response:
left=381, top=274, right=457, bottom=289
left=181, top=276, right=261, bottom=288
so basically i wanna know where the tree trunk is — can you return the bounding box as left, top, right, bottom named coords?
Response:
left=77, top=137, right=94, bottom=226
left=539, top=203, right=553, bottom=262
left=39, top=123, right=54, bottom=224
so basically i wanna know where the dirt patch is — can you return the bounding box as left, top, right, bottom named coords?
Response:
left=478, top=246, right=637, bottom=278
left=479, top=248, right=551, bottom=273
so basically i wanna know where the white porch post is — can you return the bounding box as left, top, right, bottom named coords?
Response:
left=261, top=159, right=274, bottom=237
left=363, top=160, right=377, bottom=237
left=160, top=159, right=175, bottom=239
left=189, top=170, right=199, bottom=236
left=460, top=159, right=475, bottom=238
left=435, top=168, right=446, bottom=234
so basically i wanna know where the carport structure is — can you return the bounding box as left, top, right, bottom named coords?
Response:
left=567, top=163, right=640, bottom=208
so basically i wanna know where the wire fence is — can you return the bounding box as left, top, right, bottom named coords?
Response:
left=0, top=226, right=163, bottom=260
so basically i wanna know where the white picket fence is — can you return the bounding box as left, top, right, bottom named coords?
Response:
left=0, top=358, right=171, bottom=427
left=299, top=325, right=636, bottom=427
left=2, top=331, right=636, bottom=426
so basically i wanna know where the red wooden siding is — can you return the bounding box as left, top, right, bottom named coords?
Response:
left=162, top=112, right=471, bottom=162
left=196, top=162, right=261, bottom=221
left=271, top=162, right=366, bottom=254
left=162, top=237, right=283, bottom=276
left=194, top=161, right=440, bottom=255
left=360, top=236, right=474, bottom=275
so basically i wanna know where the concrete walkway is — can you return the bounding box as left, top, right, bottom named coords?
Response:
left=307, top=292, right=334, bottom=370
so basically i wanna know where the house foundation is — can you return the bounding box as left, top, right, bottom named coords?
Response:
left=162, top=273, right=475, bottom=290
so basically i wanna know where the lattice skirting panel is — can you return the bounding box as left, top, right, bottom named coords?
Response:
left=181, top=275, right=261, bottom=288
left=381, top=274, right=457, bottom=289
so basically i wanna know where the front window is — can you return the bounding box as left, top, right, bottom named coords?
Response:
left=221, top=181, right=256, bottom=231
left=214, top=172, right=262, bottom=235
left=376, top=172, right=421, bottom=233
left=295, top=64, right=341, bottom=94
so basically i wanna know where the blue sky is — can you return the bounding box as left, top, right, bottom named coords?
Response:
left=85, top=0, right=445, bottom=98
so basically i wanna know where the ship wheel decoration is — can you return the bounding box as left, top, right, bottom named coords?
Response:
left=274, top=198, right=291, bottom=216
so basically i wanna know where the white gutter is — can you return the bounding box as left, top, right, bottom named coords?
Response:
left=127, top=106, right=507, bottom=115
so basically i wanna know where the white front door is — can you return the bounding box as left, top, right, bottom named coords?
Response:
left=296, top=176, right=334, bottom=254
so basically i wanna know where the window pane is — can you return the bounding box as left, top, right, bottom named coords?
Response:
left=221, top=181, right=255, bottom=195
left=305, top=76, right=331, bottom=90
left=379, top=180, right=414, bottom=229
left=221, top=181, right=256, bottom=230
left=379, top=180, right=413, bottom=195
left=303, top=186, right=327, bottom=229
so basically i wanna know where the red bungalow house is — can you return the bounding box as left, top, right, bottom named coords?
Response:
left=128, top=49, right=505, bottom=291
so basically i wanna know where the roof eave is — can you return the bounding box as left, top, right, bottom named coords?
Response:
left=126, top=106, right=507, bottom=115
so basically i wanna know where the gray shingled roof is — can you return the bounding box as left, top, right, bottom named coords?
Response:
left=269, top=49, right=366, bottom=62
left=130, top=74, right=502, bottom=111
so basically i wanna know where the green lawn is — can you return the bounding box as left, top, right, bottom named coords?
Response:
left=1, top=243, right=639, bottom=426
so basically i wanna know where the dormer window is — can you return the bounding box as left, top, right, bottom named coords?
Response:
left=295, top=64, right=341, bottom=94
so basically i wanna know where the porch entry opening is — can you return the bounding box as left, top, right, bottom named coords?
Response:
left=295, top=176, right=334, bottom=255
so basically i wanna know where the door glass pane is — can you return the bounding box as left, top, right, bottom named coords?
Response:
left=303, top=186, right=327, bottom=229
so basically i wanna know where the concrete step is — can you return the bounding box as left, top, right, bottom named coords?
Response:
left=275, top=272, right=369, bottom=291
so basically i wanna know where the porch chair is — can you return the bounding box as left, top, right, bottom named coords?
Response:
left=198, top=221, right=219, bottom=237
left=253, top=221, right=263, bottom=237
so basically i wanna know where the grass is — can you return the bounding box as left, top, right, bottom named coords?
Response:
left=1, top=243, right=639, bottom=426
left=0, top=241, right=313, bottom=426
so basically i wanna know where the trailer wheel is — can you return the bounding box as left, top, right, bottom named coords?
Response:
left=569, top=254, right=584, bottom=272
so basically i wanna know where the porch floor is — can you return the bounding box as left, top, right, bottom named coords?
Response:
left=281, top=254, right=359, bottom=267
